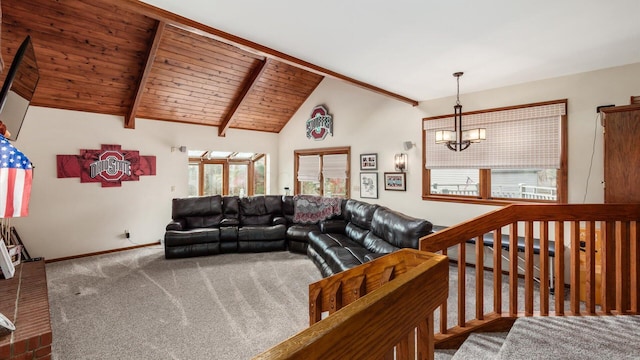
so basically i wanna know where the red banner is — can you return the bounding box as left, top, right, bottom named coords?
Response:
left=57, top=144, right=156, bottom=187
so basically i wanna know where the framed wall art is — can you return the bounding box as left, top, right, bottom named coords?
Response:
left=360, top=153, right=377, bottom=170
left=384, top=172, right=406, bottom=191
left=360, top=172, right=378, bottom=199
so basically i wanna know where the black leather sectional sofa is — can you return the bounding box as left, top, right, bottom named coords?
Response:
left=164, top=195, right=433, bottom=277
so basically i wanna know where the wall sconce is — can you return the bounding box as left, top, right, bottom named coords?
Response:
left=171, top=146, right=187, bottom=153
left=394, top=153, right=408, bottom=172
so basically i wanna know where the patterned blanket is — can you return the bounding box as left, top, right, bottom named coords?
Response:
left=293, top=195, right=342, bottom=224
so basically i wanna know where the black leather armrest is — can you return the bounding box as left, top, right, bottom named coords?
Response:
left=319, top=219, right=347, bottom=234
left=166, top=219, right=185, bottom=231
left=220, top=218, right=240, bottom=227
left=272, top=216, right=287, bottom=226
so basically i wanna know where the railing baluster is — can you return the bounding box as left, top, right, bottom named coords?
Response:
left=525, top=221, right=534, bottom=316
left=440, top=248, right=448, bottom=334
left=585, top=221, right=596, bottom=315
left=509, top=222, right=518, bottom=316
left=631, top=221, right=639, bottom=313
left=602, top=221, right=616, bottom=313
left=570, top=221, right=581, bottom=315
left=493, top=228, right=502, bottom=315
left=309, top=287, right=322, bottom=325
left=345, top=275, right=366, bottom=306
left=380, top=266, right=396, bottom=285
left=616, top=221, right=630, bottom=314
left=329, top=282, right=343, bottom=314
left=458, top=242, right=466, bottom=327
left=555, top=221, right=565, bottom=316
left=476, top=235, right=484, bottom=320
left=539, top=221, right=550, bottom=315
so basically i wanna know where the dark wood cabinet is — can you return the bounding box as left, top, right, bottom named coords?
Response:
left=602, top=104, right=640, bottom=203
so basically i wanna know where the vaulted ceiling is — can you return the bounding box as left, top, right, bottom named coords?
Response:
left=1, top=0, right=400, bottom=135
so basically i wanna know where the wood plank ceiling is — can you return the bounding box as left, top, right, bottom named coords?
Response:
left=0, top=0, right=326, bottom=135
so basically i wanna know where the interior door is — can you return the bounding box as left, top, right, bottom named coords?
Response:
left=603, top=105, right=640, bottom=203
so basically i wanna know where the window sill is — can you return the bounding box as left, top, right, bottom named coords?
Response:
left=422, top=194, right=560, bottom=206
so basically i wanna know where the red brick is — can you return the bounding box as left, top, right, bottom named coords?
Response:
left=12, top=340, right=26, bottom=355
left=35, top=355, right=50, bottom=360
left=12, top=353, right=28, bottom=360
left=26, top=337, right=38, bottom=351
left=0, top=343, right=10, bottom=359
left=39, top=333, right=51, bottom=347
left=34, top=345, right=50, bottom=358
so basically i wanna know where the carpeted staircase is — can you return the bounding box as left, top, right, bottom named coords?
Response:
left=436, top=315, right=640, bottom=360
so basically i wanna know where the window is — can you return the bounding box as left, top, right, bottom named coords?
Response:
left=253, top=155, right=266, bottom=195
left=188, top=151, right=266, bottom=197
left=294, top=147, right=350, bottom=198
left=423, top=100, right=567, bottom=204
left=228, top=163, right=248, bottom=196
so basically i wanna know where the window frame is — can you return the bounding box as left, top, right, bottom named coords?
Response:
left=294, top=146, right=351, bottom=198
left=422, top=99, right=568, bottom=205
left=189, top=154, right=265, bottom=196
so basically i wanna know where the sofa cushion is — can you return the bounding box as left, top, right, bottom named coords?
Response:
left=240, top=196, right=266, bottom=215
left=370, top=207, right=433, bottom=249
left=264, top=195, right=283, bottom=215
left=223, top=196, right=240, bottom=220
left=164, top=228, right=220, bottom=247
left=237, top=224, right=286, bottom=241
left=362, top=232, right=398, bottom=253
left=282, top=195, right=295, bottom=223
left=185, top=215, right=223, bottom=229
left=172, top=195, right=222, bottom=219
left=344, top=199, right=378, bottom=229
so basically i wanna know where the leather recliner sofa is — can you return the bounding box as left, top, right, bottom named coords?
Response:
left=164, top=195, right=289, bottom=258
left=307, top=199, right=433, bottom=277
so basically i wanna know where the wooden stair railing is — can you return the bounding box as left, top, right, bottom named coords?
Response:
left=253, top=249, right=449, bottom=360
left=419, top=203, right=640, bottom=347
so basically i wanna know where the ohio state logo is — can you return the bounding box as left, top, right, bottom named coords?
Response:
left=306, top=105, right=333, bottom=140
left=57, top=144, right=156, bottom=187
left=90, top=150, right=131, bottom=181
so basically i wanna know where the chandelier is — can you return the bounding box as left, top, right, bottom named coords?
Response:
left=435, top=72, right=486, bottom=151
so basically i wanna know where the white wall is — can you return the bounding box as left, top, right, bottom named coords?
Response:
left=11, top=107, right=279, bottom=259
left=278, top=62, right=640, bottom=227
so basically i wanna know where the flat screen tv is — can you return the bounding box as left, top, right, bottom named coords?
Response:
left=0, top=35, right=39, bottom=141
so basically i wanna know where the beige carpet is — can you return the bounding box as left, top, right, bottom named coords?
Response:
left=46, top=247, right=322, bottom=360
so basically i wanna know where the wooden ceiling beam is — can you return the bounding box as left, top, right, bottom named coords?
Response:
left=219, top=58, right=268, bottom=137
left=114, top=0, right=419, bottom=106
left=125, top=20, right=166, bottom=129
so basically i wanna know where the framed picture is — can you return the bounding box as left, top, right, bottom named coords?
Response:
left=360, top=153, right=378, bottom=170
left=384, top=172, right=406, bottom=191
left=360, top=172, right=378, bottom=199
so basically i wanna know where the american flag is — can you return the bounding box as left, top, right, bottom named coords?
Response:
left=0, top=135, right=32, bottom=218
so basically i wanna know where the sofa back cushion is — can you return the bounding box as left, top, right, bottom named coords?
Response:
left=264, top=195, right=283, bottom=215
left=344, top=199, right=378, bottom=228
left=282, top=195, right=295, bottom=223
left=172, top=195, right=223, bottom=220
left=343, top=199, right=378, bottom=245
left=223, top=196, right=240, bottom=220
left=239, top=196, right=271, bottom=226
left=185, top=215, right=224, bottom=229
left=370, top=207, right=433, bottom=249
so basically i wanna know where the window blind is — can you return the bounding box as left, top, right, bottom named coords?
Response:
left=424, top=102, right=566, bottom=169
left=297, top=155, right=320, bottom=181
left=322, top=154, right=348, bottom=179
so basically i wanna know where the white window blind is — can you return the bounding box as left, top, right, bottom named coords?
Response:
left=424, top=102, right=566, bottom=169
left=297, top=155, right=320, bottom=181
left=322, top=154, right=348, bottom=179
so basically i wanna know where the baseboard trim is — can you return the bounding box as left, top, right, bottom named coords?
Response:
left=45, top=242, right=161, bottom=263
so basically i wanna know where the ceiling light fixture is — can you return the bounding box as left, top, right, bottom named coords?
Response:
left=435, top=72, right=486, bottom=151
